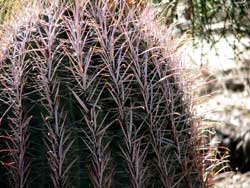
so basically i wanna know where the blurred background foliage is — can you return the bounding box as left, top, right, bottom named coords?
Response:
left=149, top=0, right=250, bottom=33
left=149, top=0, right=250, bottom=64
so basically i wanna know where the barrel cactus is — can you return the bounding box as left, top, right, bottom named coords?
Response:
left=0, top=1, right=207, bottom=187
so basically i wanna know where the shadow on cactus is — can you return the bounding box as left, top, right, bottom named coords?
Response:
left=0, top=0, right=208, bottom=187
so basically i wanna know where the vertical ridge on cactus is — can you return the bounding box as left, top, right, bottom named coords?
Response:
left=0, top=23, right=32, bottom=188
left=0, top=0, right=208, bottom=188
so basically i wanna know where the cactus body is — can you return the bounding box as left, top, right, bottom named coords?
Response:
left=0, top=1, right=206, bottom=188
